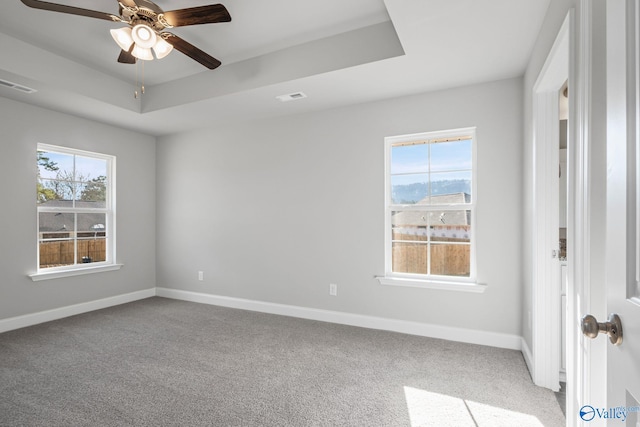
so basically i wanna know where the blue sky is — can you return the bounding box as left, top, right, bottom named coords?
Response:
left=390, top=139, right=472, bottom=185
left=38, top=151, right=106, bottom=181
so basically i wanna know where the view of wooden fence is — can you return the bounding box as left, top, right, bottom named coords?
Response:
left=392, top=233, right=470, bottom=276
left=39, top=239, right=106, bottom=268
left=40, top=231, right=468, bottom=274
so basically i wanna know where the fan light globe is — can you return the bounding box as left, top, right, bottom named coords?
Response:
left=111, top=25, right=174, bottom=61
left=110, top=27, right=134, bottom=51
left=131, top=24, right=157, bottom=49
left=132, top=45, right=154, bottom=61
left=153, top=38, right=174, bottom=59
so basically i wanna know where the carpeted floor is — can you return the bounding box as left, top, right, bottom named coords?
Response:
left=0, top=297, right=565, bottom=426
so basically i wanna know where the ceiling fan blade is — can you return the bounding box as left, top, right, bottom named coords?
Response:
left=20, top=0, right=116, bottom=21
left=163, top=33, right=222, bottom=69
left=161, top=4, right=231, bottom=27
left=118, top=0, right=137, bottom=7
left=117, top=49, right=137, bottom=64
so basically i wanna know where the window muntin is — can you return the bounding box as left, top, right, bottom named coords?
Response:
left=36, top=144, right=114, bottom=271
left=385, top=129, right=475, bottom=281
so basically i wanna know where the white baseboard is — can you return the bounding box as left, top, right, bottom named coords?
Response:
left=0, top=288, right=156, bottom=333
left=156, top=287, right=522, bottom=350
left=1, top=287, right=525, bottom=353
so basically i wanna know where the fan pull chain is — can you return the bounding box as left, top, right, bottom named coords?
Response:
left=134, top=61, right=145, bottom=99
left=134, top=61, right=139, bottom=99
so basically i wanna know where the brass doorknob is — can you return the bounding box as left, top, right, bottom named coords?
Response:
left=581, top=313, right=623, bottom=345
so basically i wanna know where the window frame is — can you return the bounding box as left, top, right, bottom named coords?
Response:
left=30, top=144, right=120, bottom=281
left=378, top=127, right=485, bottom=292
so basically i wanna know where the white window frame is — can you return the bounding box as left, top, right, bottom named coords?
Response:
left=30, top=144, right=120, bottom=281
left=377, top=127, right=485, bottom=292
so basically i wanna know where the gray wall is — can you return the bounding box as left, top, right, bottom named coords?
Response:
left=0, top=98, right=156, bottom=319
left=156, top=77, right=524, bottom=336
left=521, top=0, right=575, bottom=349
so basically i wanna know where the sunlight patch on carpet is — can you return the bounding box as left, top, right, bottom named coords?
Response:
left=404, top=386, right=545, bottom=427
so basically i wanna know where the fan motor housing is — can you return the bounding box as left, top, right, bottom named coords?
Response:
left=121, top=5, right=164, bottom=30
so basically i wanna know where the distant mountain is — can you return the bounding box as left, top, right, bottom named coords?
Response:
left=392, top=179, right=470, bottom=204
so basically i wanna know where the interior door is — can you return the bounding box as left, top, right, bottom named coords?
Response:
left=604, top=0, right=640, bottom=423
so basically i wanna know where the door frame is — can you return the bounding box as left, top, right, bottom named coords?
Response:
left=531, top=12, right=570, bottom=393
left=569, top=1, right=608, bottom=425
left=531, top=2, right=607, bottom=425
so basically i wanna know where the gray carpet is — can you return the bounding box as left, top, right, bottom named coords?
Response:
left=0, top=297, right=565, bottom=426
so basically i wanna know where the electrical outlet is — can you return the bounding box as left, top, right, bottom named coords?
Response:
left=329, top=283, right=337, bottom=296
left=198, top=271, right=204, bottom=281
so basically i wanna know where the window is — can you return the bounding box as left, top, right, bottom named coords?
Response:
left=380, top=128, right=480, bottom=290
left=33, top=144, right=117, bottom=279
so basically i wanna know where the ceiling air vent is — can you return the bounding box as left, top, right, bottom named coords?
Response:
left=276, top=92, right=307, bottom=102
left=0, top=78, right=37, bottom=94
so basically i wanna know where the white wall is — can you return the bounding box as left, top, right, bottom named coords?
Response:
left=156, top=77, right=524, bottom=337
left=0, top=98, right=156, bottom=320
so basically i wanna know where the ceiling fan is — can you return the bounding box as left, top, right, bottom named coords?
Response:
left=20, top=0, right=231, bottom=69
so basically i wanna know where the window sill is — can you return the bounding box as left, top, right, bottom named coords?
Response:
left=29, top=264, right=123, bottom=282
left=376, top=276, right=487, bottom=293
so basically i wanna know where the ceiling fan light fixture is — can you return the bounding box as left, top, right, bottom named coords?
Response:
left=132, top=45, right=154, bottom=61
left=153, top=37, right=173, bottom=59
left=110, top=27, right=134, bottom=51
left=21, top=0, right=230, bottom=70
left=131, top=24, right=157, bottom=49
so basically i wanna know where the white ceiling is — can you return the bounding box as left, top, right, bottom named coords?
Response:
left=0, top=0, right=551, bottom=136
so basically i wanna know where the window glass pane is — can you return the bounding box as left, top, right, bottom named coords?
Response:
left=430, top=171, right=471, bottom=199
left=391, top=210, right=429, bottom=241
left=77, top=213, right=106, bottom=236
left=391, top=143, right=428, bottom=174
left=76, top=179, right=107, bottom=207
left=77, top=212, right=107, bottom=263
left=38, top=178, right=75, bottom=202
left=392, top=242, right=428, bottom=274
left=430, top=139, right=472, bottom=172
left=39, top=212, right=76, bottom=268
left=77, top=238, right=106, bottom=263
left=391, top=210, right=428, bottom=274
left=391, top=173, right=429, bottom=204
left=39, top=211, right=76, bottom=238
left=39, top=240, right=75, bottom=268
left=77, top=213, right=107, bottom=264
left=430, top=243, right=471, bottom=277
left=76, top=156, right=107, bottom=182
left=37, top=151, right=70, bottom=180
left=428, top=209, right=471, bottom=277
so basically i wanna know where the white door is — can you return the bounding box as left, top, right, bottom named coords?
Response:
left=598, top=0, right=640, bottom=424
